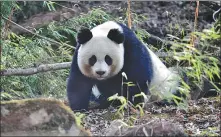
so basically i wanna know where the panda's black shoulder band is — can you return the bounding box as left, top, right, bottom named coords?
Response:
left=107, top=29, right=124, bottom=44
left=77, top=29, right=93, bottom=44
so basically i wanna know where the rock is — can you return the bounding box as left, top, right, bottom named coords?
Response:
left=1, top=98, right=91, bottom=136
left=105, top=119, right=187, bottom=136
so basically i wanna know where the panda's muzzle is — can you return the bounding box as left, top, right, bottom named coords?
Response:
left=96, top=71, right=106, bottom=76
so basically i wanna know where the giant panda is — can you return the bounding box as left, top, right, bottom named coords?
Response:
left=67, top=21, right=181, bottom=111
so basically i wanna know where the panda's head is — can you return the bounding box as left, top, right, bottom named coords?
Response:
left=77, top=23, right=124, bottom=80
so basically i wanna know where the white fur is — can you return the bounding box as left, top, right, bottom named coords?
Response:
left=146, top=47, right=180, bottom=96
left=77, top=21, right=124, bottom=80
left=92, top=85, right=101, bottom=98
left=91, top=21, right=123, bottom=37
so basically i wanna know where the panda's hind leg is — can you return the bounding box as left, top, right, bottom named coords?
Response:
left=154, top=72, right=188, bottom=106
left=155, top=91, right=187, bottom=106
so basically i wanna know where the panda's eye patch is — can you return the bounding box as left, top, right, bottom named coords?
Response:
left=89, top=55, right=97, bottom=66
left=105, top=55, right=112, bottom=66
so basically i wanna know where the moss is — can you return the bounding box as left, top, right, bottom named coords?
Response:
left=1, top=98, right=73, bottom=113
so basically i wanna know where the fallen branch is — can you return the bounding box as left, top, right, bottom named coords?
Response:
left=0, top=62, right=71, bottom=76
left=0, top=52, right=185, bottom=76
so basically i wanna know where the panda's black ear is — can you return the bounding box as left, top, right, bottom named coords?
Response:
left=107, top=29, right=124, bottom=44
left=77, top=29, right=93, bottom=44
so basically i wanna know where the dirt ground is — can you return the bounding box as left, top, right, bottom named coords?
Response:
left=80, top=96, right=220, bottom=136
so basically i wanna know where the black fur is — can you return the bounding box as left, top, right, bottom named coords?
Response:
left=89, top=55, right=97, bottom=66
left=105, top=55, right=112, bottom=66
left=107, top=29, right=124, bottom=44
left=77, top=29, right=93, bottom=44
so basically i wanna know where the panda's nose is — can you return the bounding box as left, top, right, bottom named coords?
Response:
left=96, top=71, right=105, bottom=76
